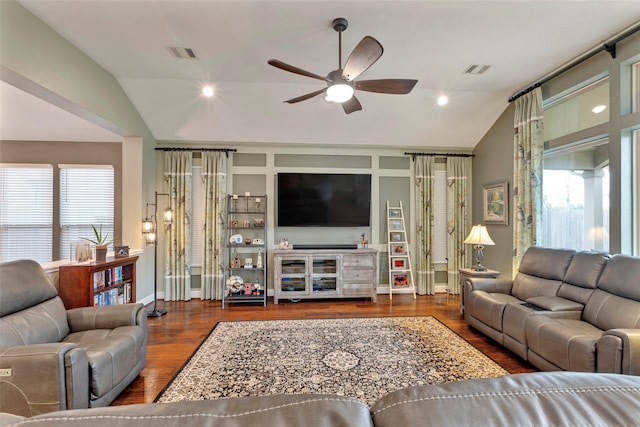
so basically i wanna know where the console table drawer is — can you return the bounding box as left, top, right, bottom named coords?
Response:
left=342, top=268, right=374, bottom=282
left=343, top=255, right=375, bottom=268
left=342, top=283, right=373, bottom=296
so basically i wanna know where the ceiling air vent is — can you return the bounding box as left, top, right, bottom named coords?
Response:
left=463, top=64, right=491, bottom=75
left=168, top=46, right=198, bottom=59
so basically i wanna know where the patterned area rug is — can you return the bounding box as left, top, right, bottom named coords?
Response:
left=156, top=316, right=508, bottom=406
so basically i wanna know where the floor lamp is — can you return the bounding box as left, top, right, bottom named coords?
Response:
left=463, top=224, right=495, bottom=271
left=142, top=191, right=173, bottom=317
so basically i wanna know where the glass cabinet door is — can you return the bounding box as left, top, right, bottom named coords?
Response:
left=280, top=257, right=308, bottom=295
left=311, top=257, right=337, bottom=293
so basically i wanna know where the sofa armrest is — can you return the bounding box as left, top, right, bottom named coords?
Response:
left=467, top=277, right=513, bottom=294
left=66, top=303, right=146, bottom=333
left=598, top=329, right=640, bottom=375
left=0, top=343, right=89, bottom=416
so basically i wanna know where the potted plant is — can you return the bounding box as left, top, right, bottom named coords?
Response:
left=83, top=224, right=114, bottom=262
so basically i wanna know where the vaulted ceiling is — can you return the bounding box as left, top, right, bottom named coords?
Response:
left=2, top=1, right=640, bottom=149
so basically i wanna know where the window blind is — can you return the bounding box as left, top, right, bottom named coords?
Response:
left=0, top=164, right=53, bottom=262
left=433, top=170, right=448, bottom=263
left=191, top=166, right=203, bottom=267
left=59, top=165, right=114, bottom=259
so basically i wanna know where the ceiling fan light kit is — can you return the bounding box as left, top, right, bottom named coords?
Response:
left=268, top=17, right=418, bottom=114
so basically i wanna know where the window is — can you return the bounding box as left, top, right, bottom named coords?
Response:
left=633, top=61, right=640, bottom=114
left=543, top=77, right=609, bottom=141
left=433, top=170, right=448, bottom=263
left=0, top=164, right=53, bottom=262
left=60, top=165, right=114, bottom=259
left=542, top=140, right=610, bottom=252
left=191, top=165, right=204, bottom=267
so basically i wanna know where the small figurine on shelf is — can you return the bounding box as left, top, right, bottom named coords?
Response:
left=360, top=233, right=368, bottom=248
left=231, top=250, right=240, bottom=268
left=256, top=249, right=263, bottom=268
left=279, top=237, right=289, bottom=249
left=253, top=278, right=262, bottom=295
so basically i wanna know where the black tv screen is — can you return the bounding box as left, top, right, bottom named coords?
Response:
left=277, top=173, right=371, bottom=227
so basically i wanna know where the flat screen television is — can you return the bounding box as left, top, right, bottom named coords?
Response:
left=277, top=173, right=371, bottom=227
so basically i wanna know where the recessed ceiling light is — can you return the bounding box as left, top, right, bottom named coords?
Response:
left=437, top=95, right=448, bottom=106
left=202, top=86, right=214, bottom=97
left=592, top=104, right=606, bottom=114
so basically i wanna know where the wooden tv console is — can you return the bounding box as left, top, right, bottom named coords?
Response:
left=273, top=248, right=377, bottom=304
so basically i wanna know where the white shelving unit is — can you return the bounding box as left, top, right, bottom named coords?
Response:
left=386, top=201, right=416, bottom=299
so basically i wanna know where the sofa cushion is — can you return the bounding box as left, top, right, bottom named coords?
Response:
left=511, top=273, right=563, bottom=301
left=595, top=254, right=640, bottom=301
left=467, top=291, right=522, bottom=332
left=556, top=251, right=608, bottom=305
left=525, top=316, right=601, bottom=371
left=0, top=298, right=70, bottom=346
left=12, top=394, right=373, bottom=427
left=64, top=326, right=145, bottom=398
left=370, top=372, right=640, bottom=427
left=0, top=259, right=58, bottom=317
left=517, top=247, right=575, bottom=281
left=582, top=290, right=640, bottom=331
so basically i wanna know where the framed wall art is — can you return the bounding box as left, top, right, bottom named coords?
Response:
left=483, top=181, right=509, bottom=225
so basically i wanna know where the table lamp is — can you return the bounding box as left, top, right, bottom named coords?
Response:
left=463, top=224, right=495, bottom=271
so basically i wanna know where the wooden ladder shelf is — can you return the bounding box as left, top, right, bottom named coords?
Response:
left=386, top=201, right=416, bottom=300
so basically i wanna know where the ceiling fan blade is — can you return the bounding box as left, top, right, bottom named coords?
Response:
left=354, top=79, right=418, bottom=94
left=284, top=88, right=327, bottom=104
left=342, top=95, right=362, bottom=114
left=341, top=36, right=383, bottom=82
left=268, top=59, right=329, bottom=82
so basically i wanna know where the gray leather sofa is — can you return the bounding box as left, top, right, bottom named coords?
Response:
left=464, top=246, right=640, bottom=374
left=0, top=259, right=147, bottom=416
left=1, top=372, right=639, bottom=427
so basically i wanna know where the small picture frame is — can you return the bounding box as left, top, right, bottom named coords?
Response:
left=393, top=258, right=406, bottom=269
left=390, top=232, right=403, bottom=242
left=244, top=282, right=252, bottom=295
left=389, top=209, right=401, bottom=217
left=483, top=181, right=509, bottom=225
left=392, top=273, right=408, bottom=287
left=392, top=244, right=404, bottom=254
left=390, top=220, right=402, bottom=230
left=244, top=258, right=253, bottom=268
left=115, top=246, right=129, bottom=258
left=71, top=241, right=93, bottom=262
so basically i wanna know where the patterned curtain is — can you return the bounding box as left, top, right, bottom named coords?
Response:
left=414, top=156, right=436, bottom=295
left=446, top=157, right=471, bottom=294
left=513, top=87, right=544, bottom=275
left=201, top=152, right=227, bottom=300
left=163, top=151, right=192, bottom=301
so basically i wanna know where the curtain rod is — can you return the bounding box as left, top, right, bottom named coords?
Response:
left=155, top=147, right=237, bottom=157
left=508, top=21, right=640, bottom=103
left=405, top=152, right=475, bottom=161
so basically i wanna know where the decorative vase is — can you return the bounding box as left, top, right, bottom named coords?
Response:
left=95, top=245, right=108, bottom=262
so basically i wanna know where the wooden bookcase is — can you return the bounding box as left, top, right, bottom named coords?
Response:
left=58, top=255, right=138, bottom=309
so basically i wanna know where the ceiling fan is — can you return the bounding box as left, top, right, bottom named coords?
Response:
left=268, top=18, right=418, bottom=114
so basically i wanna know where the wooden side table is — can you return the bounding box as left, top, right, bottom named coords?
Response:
left=459, top=268, right=500, bottom=315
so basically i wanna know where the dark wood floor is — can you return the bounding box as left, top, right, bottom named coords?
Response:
left=112, top=293, right=536, bottom=406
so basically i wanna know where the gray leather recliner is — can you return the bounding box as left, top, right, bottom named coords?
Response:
left=0, top=259, right=147, bottom=417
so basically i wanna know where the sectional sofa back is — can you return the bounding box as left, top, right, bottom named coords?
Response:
left=556, top=251, right=609, bottom=305
left=511, top=247, right=575, bottom=301
left=0, top=259, right=70, bottom=346
left=583, top=254, right=640, bottom=330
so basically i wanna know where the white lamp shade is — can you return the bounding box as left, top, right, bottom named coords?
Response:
left=464, top=225, right=495, bottom=246
left=326, top=83, right=354, bottom=103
